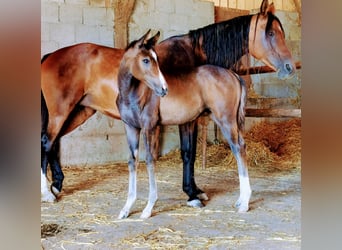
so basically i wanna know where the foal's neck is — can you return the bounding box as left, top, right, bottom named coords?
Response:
left=118, top=66, right=154, bottom=107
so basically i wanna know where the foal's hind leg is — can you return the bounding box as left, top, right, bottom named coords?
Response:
left=140, top=128, right=158, bottom=219
left=118, top=125, right=140, bottom=219
left=216, top=121, right=251, bottom=212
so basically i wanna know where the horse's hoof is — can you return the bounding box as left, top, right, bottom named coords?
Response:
left=187, top=199, right=203, bottom=208
left=41, top=192, right=56, bottom=203
left=197, top=192, right=209, bottom=201
left=235, top=199, right=249, bottom=213
left=140, top=210, right=152, bottom=219
left=51, top=185, right=61, bottom=196
left=118, top=210, right=129, bottom=219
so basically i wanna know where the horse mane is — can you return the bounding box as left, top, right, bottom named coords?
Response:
left=189, top=15, right=253, bottom=70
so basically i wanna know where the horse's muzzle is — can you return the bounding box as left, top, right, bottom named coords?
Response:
left=160, top=87, right=168, bottom=97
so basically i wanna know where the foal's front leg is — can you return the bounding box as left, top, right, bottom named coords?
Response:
left=140, top=128, right=158, bottom=219
left=118, top=125, right=140, bottom=219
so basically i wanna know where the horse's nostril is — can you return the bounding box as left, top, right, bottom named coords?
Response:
left=286, top=63, right=292, bottom=73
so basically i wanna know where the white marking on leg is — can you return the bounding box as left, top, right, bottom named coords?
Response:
left=118, top=149, right=139, bottom=219
left=235, top=175, right=251, bottom=213
left=41, top=169, right=56, bottom=202
left=141, top=161, right=158, bottom=219
left=234, top=153, right=251, bottom=212
left=187, top=199, right=203, bottom=208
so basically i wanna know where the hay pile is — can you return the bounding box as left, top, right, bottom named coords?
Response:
left=244, top=118, right=301, bottom=172
left=160, top=118, right=301, bottom=173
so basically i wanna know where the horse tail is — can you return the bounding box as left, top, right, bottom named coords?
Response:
left=236, top=74, right=246, bottom=132
left=41, top=90, right=49, bottom=135
left=41, top=53, right=51, bottom=134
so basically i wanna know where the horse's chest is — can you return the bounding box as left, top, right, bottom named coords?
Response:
left=119, top=102, right=159, bottom=129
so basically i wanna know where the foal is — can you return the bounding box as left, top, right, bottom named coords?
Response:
left=117, top=31, right=250, bottom=219
left=117, top=30, right=168, bottom=219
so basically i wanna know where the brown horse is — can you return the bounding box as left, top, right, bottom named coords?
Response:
left=117, top=30, right=248, bottom=218
left=41, top=0, right=295, bottom=206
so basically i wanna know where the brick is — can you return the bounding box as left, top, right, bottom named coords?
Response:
left=41, top=2, right=59, bottom=23
left=155, top=0, right=175, bottom=14
left=174, top=0, right=193, bottom=15
left=65, top=0, right=90, bottom=5
left=169, top=14, right=188, bottom=31
left=83, top=7, right=109, bottom=26
left=98, top=26, right=114, bottom=46
left=49, top=23, right=75, bottom=45
left=41, top=40, right=59, bottom=56
left=75, top=24, right=100, bottom=43
left=59, top=4, right=83, bottom=24
left=41, top=22, right=50, bottom=41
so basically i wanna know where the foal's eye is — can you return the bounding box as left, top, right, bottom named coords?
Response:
left=268, top=30, right=275, bottom=37
left=142, top=58, right=150, bottom=64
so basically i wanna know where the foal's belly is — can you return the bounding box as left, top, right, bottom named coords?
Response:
left=159, top=90, right=203, bottom=125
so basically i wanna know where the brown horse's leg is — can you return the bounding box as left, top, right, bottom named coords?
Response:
left=48, top=106, right=96, bottom=196
left=179, top=121, right=208, bottom=207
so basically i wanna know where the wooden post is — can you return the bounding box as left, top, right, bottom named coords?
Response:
left=198, top=116, right=209, bottom=169
left=113, top=0, right=136, bottom=48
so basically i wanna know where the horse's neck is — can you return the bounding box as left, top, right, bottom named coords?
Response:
left=156, top=35, right=204, bottom=74
left=118, top=69, right=154, bottom=109
left=191, top=15, right=253, bottom=69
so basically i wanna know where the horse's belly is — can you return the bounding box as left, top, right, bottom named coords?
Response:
left=159, top=96, right=202, bottom=125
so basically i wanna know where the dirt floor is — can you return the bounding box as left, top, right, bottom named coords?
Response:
left=41, top=119, right=301, bottom=249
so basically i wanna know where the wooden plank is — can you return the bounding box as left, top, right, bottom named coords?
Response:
left=246, top=108, right=301, bottom=118
left=237, top=61, right=301, bottom=75
left=247, top=97, right=298, bottom=109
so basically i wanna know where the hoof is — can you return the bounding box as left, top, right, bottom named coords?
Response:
left=41, top=192, right=56, bottom=203
left=197, top=192, right=209, bottom=201
left=51, top=185, right=61, bottom=196
left=140, top=210, right=152, bottom=219
left=187, top=199, right=203, bottom=208
left=118, top=210, right=129, bottom=219
left=235, top=199, right=249, bottom=213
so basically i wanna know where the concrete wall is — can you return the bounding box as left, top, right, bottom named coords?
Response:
left=41, top=0, right=215, bottom=166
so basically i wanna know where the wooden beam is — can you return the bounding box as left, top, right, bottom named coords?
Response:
left=113, top=0, right=136, bottom=48
left=246, top=108, right=301, bottom=118
left=237, top=61, right=301, bottom=75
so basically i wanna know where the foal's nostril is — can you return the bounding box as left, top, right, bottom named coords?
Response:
left=162, top=88, right=168, bottom=97
left=285, top=63, right=292, bottom=73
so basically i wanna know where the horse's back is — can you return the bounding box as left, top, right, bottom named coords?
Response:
left=41, top=43, right=124, bottom=118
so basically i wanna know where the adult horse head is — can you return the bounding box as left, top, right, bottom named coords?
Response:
left=249, top=0, right=295, bottom=79
left=159, top=0, right=296, bottom=80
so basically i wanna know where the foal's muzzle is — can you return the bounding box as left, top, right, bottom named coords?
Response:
left=160, top=87, right=168, bottom=97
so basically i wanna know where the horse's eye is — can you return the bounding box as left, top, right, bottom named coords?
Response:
left=142, top=58, right=150, bottom=64
left=268, top=31, right=275, bottom=37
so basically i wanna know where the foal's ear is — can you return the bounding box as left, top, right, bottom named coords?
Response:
left=136, top=29, right=152, bottom=48
left=145, top=31, right=160, bottom=49
left=260, top=0, right=276, bottom=15
left=260, top=0, right=269, bottom=15
left=266, top=3, right=276, bottom=15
